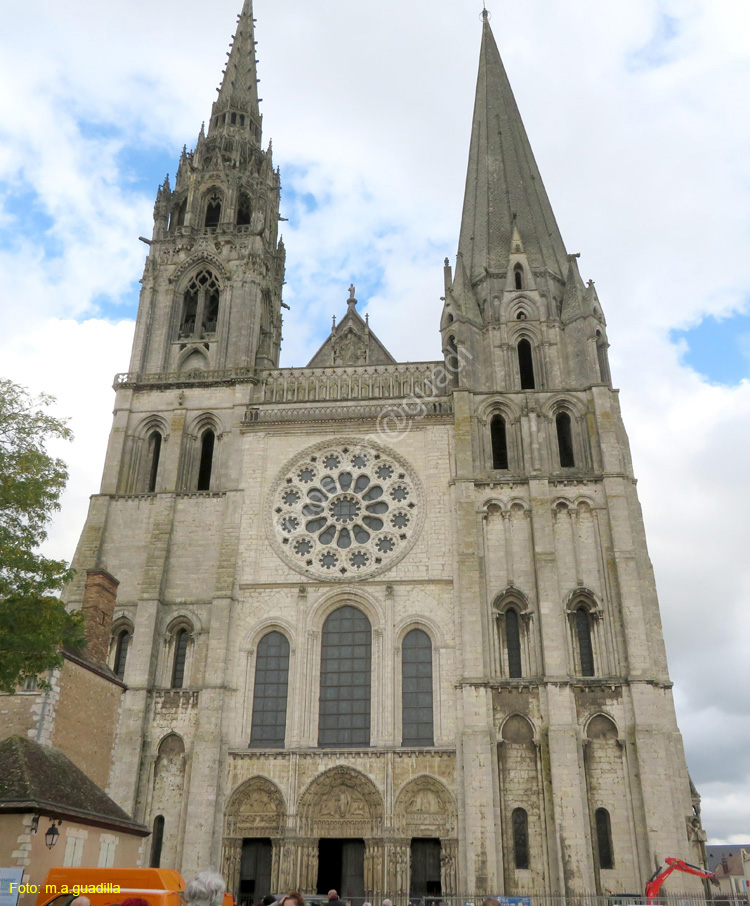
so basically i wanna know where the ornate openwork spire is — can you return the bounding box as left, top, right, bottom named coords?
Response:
left=208, top=0, right=262, bottom=144
left=457, top=14, right=568, bottom=283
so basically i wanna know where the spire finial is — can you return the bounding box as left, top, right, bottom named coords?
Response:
left=347, top=284, right=357, bottom=310
left=482, top=2, right=489, bottom=20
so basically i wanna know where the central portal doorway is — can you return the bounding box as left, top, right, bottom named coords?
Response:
left=316, top=839, right=365, bottom=901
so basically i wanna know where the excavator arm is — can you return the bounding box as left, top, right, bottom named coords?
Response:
left=646, top=857, right=720, bottom=900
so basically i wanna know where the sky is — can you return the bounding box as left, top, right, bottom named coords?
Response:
left=1, top=0, right=749, bottom=844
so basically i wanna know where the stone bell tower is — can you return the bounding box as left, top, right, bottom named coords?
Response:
left=131, top=0, right=285, bottom=378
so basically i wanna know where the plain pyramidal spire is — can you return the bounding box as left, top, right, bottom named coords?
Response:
left=209, top=0, right=262, bottom=143
left=457, top=11, right=568, bottom=283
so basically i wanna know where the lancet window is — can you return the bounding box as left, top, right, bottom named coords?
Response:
left=491, top=415, right=509, bottom=470
left=518, top=339, right=535, bottom=389
left=595, top=808, right=614, bottom=869
left=556, top=411, right=575, bottom=467
left=401, top=628, right=434, bottom=746
left=197, top=429, right=215, bottom=491
left=512, top=807, right=530, bottom=868
left=171, top=628, right=190, bottom=689
left=250, top=631, right=290, bottom=748
left=113, top=628, right=131, bottom=680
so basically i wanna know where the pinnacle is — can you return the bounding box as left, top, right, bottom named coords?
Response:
left=208, top=0, right=262, bottom=143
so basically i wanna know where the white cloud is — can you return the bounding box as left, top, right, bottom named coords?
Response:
left=1, top=0, right=749, bottom=841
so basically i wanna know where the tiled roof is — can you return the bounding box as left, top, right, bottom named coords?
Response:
left=0, top=736, right=148, bottom=835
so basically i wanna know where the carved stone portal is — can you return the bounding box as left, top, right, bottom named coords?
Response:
left=298, top=766, right=384, bottom=838
left=394, top=775, right=457, bottom=838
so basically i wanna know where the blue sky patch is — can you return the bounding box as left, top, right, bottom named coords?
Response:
left=672, top=310, right=750, bottom=385
left=627, top=13, right=680, bottom=72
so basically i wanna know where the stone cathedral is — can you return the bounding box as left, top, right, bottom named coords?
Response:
left=64, top=1, right=705, bottom=899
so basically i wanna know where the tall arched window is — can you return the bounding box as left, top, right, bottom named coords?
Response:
left=180, top=269, right=220, bottom=339
left=318, top=606, right=371, bottom=747
left=113, top=628, right=131, bottom=680
left=150, top=815, right=164, bottom=867
left=204, top=193, right=222, bottom=227
left=595, top=808, right=614, bottom=869
left=518, top=339, right=535, bottom=389
left=237, top=192, right=252, bottom=226
left=505, top=609, right=522, bottom=679
left=250, top=631, right=290, bottom=748
left=491, top=415, right=509, bottom=470
left=146, top=431, right=162, bottom=493
left=402, top=629, right=434, bottom=746
left=556, top=412, right=575, bottom=467
left=512, top=807, right=530, bottom=869
left=171, top=198, right=186, bottom=232
left=575, top=607, right=595, bottom=676
left=172, top=629, right=189, bottom=689
left=514, top=264, right=524, bottom=290
left=197, top=429, right=215, bottom=491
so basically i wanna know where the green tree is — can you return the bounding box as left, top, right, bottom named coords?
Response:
left=0, top=378, right=83, bottom=692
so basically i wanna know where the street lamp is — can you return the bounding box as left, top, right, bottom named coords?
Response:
left=45, top=819, right=62, bottom=849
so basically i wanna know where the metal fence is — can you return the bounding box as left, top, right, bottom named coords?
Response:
left=241, top=895, right=750, bottom=906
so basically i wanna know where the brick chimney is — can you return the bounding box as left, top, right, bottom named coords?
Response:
left=80, top=569, right=120, bottom=664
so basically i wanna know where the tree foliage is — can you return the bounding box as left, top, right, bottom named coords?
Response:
left=0, top=378, right=84, bottom=692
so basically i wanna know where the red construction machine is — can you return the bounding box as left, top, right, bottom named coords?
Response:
left=645, top=856, right=721, bottom=900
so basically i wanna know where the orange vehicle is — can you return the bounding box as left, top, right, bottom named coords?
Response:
left=34, top=868, right=235, bottom=906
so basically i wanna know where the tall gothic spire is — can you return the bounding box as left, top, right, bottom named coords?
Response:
left=209, top=0, right=262, bottom=144
left=457, top=12, right=568, bottom=283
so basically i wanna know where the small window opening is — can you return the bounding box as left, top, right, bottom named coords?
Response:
left=230, top=112, right=237, bottom=125
left=556, top=412, right=575, bottom=468
left=113, top=629, right=131, bottom=680
left=147, top=431, right=161, bottom=493
left=514, top=264, right=524, bottom=290
left=205, top=196, right=222, bottom=228
left=150, top=816, right=165, bottom=867
left=512, top=807, right=530, bottom=869
left=172, top=629, right=189, bottom=688
left=240, top=114, right=245, bottom=127
left=237, top=192, right=252, bottom=226
left=516, top=311, right=527, bottom=320
left=197, top=429, right=215, bottom=491
left=491, top=415, right=508, bottom=470
left=518, top=339, right=535, bottom=389
left=505, top=609, right=522, bottom=678
left=576, top=607, right=595, bottom=676
left=595, top=808, right=614, bottom=869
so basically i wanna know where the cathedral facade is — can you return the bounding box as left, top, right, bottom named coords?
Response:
left=64, top=1, right=705, bottom=898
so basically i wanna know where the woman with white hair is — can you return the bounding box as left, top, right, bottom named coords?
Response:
left=185, top=872, right=227, bottom=906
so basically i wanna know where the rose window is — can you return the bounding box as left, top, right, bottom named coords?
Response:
left=267, top=439, right=423, bottom=581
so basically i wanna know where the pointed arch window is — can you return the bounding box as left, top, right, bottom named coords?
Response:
left=514, top=264, right=524, bottom=290
left=180, top=269, right=220, bottom=339
left=150, top=815, right=164, bottom=867
left=575, top=607, right=595, bottom=676
left=318, top=605, right=371, bottom=747
left=113, top=628, right=131, bottom=680
left=204, top=193, right=222, bottom=228
left=171, top=629, right=189, bottom=689
left=402, top=628, right=434, bottom=746
left=197, top=429, right=215, bottom=491
left=517, top=339, right=535, bottom=389
left=146, top=431, right=162, bottom=493
left=595, top=808, right=614, bottom=869
left=237, top=192, right=252, bottom=226
left=556, top=412, right=575, bottom=467
left=505, top=609, right=522, bottom=678
left=512, top=807, right=530, bottom=869
left=491, top=415, right=509, bottom=470
left=250, top=631, right=290, bottom=748
left=171, top=198, right=186, bottom=232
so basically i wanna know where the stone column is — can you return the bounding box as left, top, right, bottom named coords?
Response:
left=222, top=838, right=242, bottom=898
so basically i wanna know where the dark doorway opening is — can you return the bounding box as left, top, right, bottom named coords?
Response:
left=239, top=838, right=272, bottom=906
left=410, top=838, right=442, bottom=898
left=316, top=839, right=365, bottom=901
